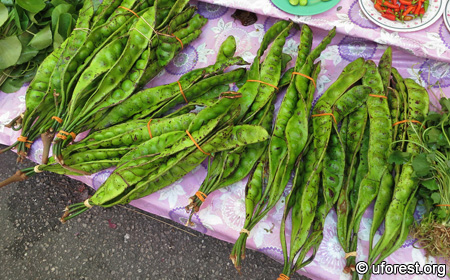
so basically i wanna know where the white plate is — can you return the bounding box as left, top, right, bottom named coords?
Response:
left=359, top=0, right=445, bottom=32
left=444, top=0, right=450, bottom=32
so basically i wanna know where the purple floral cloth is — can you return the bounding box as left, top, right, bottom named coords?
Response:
left=202, top=0, right=450, bottom=63
left=0, top=1, right=449, bottom=279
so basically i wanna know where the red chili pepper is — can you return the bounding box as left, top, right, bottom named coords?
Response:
left=374, top=2, right=384, bottom=11
left=403, top=5, right=415, bottom=16
left=392, top=0, right=397, bottom=4
left=379, top=0, right=399, bottom=9
left=399, top=0, right=412, bottom=5
left=400, top=4, right=405, bottom=10
left=414, top=1, right=422, bottom=14
left=382, top=12, right=397, bottom=20
left=420, top=7, right=425, bottom=14
left=385, top=8, right=395, bottom=14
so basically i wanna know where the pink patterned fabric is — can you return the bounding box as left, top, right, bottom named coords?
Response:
left=201, top=0, right=450, bottom=63
left=0, top=1, right=448, bottom=279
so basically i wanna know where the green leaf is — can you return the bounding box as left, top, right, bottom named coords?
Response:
left=425, top=127, right=441, bottom=145
left=12, top=6, right=22, bottom=32
left=29, top=24, right=52, bottom=50
left=51, top=3, right=73, bottom=32
left=434, top=207, right=447, bottom=221
left=0, top=36, right=22, bottom=69
left=0, top=3, right=7, bottom=28
left=388, top=150, right=412, bottom=165
left=51, top=0, right=69, bottom=6
left=52, top=16, right=64, bottom=49
left=431, top=192, right=441, bottom=204
left=16, top=0, right=46, bottom=13
left=57, top=12, right=73, bottom=39
left=425, top=111, right=442, bottom=123
left=0, top=69, right=35, bottom=93
left=412, top=153, right=431, bottom=177
left=421, top=179, right=439, bottom=191
left=16, top=45, right=39, bottom=64
left=439, top=97, right=450, bottom=113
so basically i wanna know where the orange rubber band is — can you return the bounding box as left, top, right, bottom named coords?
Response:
left=56, top=131, right=69, bottom=140
left=52, top=116, right=63, bottom=124
left=186, top=130, right=210, bottom=156
left=292, top=72, right=316, bottom=89
left=246, top=79, right=279, bottom=90
left=195, top=191, right=207, bottom=202
left=57, top=131, right=75, bottom=140
left=118, top=6, right=139, bottom=18
left=437, top=204, right=450, bottom=207
left=17, top=135, right=33, bottom=148
left=178, top=81, right=188, bottom=103
left=392, top=120, right=423, bottom=127
left=17, top=135, right=29, bottom=142
left=369, top=94, right=388, bottom=99
left=147, top=118, right=153, bottom=139
left=311, top=113, right=337, bottom=124
left=277, top=274, right=290, bottom=280
left=172, top=33, right=184, bottom=49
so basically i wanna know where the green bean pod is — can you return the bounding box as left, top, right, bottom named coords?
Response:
left=144, top=69, right=246, bottom=119
left=52, top=0, right=95, bottom=99
left=257, top=20, right=290, bottom=58
left=368, top=78, right=428, bottom=262
left=378, top=46, right=392, bottom=95
left=120, top=131, right=185, bottom=163
left=74, top=7, right=157, bottom=124
left=341, top=57, right=365, bottom=74
left=216, top=36, right=237, bottom=62
left=97, top=57, right=245, bottom=129
left=322, top=126, right=345, bottom=211
left=69, top=36, right=128, bottom=117
left=243, top=22, right=292, bottom=123
left=156, top=0, right=188, bottom=29
left=369, top=170, right=394, bottom=250
left=89, top=125, right=269, bottom=207
left=166, top=6, right=197, bottom=34
left=371, top=194, right=418, bottom=266
left=290, top=148, right=321, bottom=255
left=63, top=147, right=133, bottom=166
left=295, top=27, right=336, bottom=100
left=64, top=113, right=195, bottom=155
left=346, top=60, right=392, bottom=263
left=336, top=105, right=368, bottom=251
left=39, top=159, right=119, bottom=176
left=312, top=68, right=366, bottom=166
left=23, top=44, right=66, bottom=119
left=92, top=0, right=121, bottom=28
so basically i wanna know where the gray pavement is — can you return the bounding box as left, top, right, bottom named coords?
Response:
left=0, top=146, right=310, bottom=280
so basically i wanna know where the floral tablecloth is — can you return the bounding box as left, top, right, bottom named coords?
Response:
left=0, top=1, right=449, bottom=279
left=201, top=0, right=450, bottom=63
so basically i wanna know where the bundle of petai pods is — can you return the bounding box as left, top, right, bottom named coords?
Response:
left=0, top=6, right=440, bottom=276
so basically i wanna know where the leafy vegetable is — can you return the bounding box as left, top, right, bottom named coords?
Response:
left=0, top=35, right=21, bottom=69
left=0, top=0, right=84, bottom=93
left=16, top=0, right=45, bottom=13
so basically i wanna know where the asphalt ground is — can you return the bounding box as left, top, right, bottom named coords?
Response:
left=0, top=145, right=310, bottom=280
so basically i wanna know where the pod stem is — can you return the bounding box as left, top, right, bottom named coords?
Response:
left=61, top=205, right=89, bottom=223
left=0, top=170, right=28, bottom=188
left=40, top=130, right=55, bottom=165
left=5, top=113, right=23, bottom=130
left=0, top=141, right=18, bottom=154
